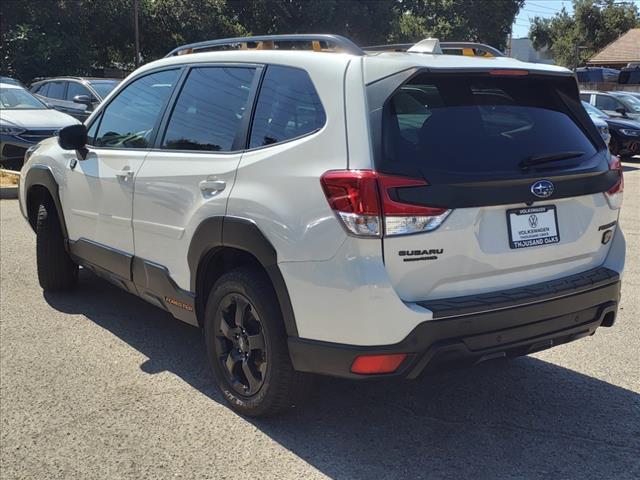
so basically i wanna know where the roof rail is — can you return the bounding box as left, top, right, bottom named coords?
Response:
left=363, top=40, right=505, bottom=58
left=165, top=34, right=365, bottom=57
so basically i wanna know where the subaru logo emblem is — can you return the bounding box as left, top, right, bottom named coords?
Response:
left=531, top=180, right=554, bottom=199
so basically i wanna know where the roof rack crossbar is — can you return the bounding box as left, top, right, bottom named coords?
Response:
left=165, top=34, right=365, bottom=57
left=363, top=41, right=505, bottom=58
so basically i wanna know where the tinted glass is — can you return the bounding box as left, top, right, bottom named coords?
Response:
left=249, top=66, right=325, bottom=148
left=34, top=83, right=49, bottom=96
left=88, top=80, right=119, bottom=99
left=381, top=74, right=598, bottom=176
left=47, top=81, right=66, bottom=99
left=595, top=95, right=622, bottom=111
left=94, top=69, right=179, bottom=149
left=66, top=82, right=92, bottom=101
left=162, top=67, right=255, bottom=151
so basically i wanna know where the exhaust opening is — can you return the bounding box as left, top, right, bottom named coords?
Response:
left=601, top=311, right=616, bottom=327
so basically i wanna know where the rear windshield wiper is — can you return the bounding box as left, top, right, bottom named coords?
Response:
left=519, top=151, right=584, bottom=170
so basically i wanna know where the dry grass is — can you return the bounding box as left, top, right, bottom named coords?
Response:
left=0, top=170, right=20, bottom=187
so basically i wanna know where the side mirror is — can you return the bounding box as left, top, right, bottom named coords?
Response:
left=72, top=94, right=93, bottom=109
left=615, top=107, right=627, bottom=117
left=58, top=124, right=87, bottom=151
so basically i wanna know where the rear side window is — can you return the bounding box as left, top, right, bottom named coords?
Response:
left=595, top=95, right=621, bottom=111
left=94, top=69, right=179, bottom=149
left=249, top=66, right=325, bottom=148
left=47, top=81, right=66, bottom=99
left=162, top=67, right=255, bottom=151
left=380, top=73, right=598, bottom=176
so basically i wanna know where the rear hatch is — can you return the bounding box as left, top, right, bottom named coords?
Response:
left=371, top=70, right=623, bottom=302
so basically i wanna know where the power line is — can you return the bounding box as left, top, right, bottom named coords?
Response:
left=528, top=2, right=564, bottom=13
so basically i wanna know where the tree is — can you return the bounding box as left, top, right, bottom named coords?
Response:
left=529, top=0, right=640, bottom=68
left=391, top=0, right=525, bottom=50
left=225, top=0, right=398, bottom=46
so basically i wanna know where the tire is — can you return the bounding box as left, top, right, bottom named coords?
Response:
left=204, top=267, right=312, bottom=416
left=36, top=199, right=78, bottom=291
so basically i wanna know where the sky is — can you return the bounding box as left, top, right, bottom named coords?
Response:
left=512, top=0, right=640, bottom=39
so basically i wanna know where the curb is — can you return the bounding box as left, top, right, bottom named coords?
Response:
left=0, top=187, right=19, bottom=200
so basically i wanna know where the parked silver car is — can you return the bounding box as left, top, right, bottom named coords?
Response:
left=0, top=83, right=78, bottom=170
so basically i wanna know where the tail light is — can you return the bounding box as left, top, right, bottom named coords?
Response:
left=606, top=154, right=623, bottom=209
left=320, top=170, right=452, bottom=237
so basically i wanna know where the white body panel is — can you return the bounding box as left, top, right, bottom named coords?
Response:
left=60, top=145, right=145, bottom=254
left=226, top=55, right=352, bottom=263
left=382, top=194, right=620, bottom=302
left=133, top=150, right=242, bottom=290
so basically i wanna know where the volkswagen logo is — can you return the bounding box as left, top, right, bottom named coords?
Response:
left=528, top=214, right=538, bottom=228
left=531, top=180, right=554, bottom=199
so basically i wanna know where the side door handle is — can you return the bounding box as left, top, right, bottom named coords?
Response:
left=115, top=166, right=134, bottom=182
left=199, top=179, right=226, bottom=196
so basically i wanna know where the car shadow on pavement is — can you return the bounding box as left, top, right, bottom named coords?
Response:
left=44, top=270, right=639, bottom=480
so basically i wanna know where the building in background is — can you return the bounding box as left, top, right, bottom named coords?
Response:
left=588, top=29, right=640, bottom=69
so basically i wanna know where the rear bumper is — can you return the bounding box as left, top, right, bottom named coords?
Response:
left=288, top=267, right=621, bottom=379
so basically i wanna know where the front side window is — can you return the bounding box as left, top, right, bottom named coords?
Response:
left=162, top=67, right=255, bottom=151
left=94, top=69, right=179, bottom=149
left=47, top=81, right=66, bottom=99
left=595, top=95, right=622, bottom=111
left=88, top=80, right=119, bottom=99
left=249, top=66, right=325, bottom=148
left=66, top=82, right=92, bottom=101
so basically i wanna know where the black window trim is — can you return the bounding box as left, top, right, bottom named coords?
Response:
left=86, top=66, right=185, bottom=151
left=152, top=62, right=264, bottom=155
left=85, top=61, right=327, bottom=154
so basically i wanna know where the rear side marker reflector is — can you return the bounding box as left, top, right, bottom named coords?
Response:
left=351, top=354, right=408, bottom=374
left=320, top=170, right=452, bottom=237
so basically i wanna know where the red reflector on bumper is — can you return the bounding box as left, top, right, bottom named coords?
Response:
left=350, top=354, right=408, bottom=374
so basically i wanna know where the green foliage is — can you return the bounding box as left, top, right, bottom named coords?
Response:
left=529, top=0, right=639, bottom=68
left=1, top=0, right=526, bottom=84
left=392, top=0, right=525, bottom=49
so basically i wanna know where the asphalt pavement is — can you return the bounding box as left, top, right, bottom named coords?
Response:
left=1, top=161, right=639, bottom=479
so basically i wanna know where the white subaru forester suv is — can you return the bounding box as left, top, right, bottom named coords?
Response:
left=19, top=35, right=625, bottom=416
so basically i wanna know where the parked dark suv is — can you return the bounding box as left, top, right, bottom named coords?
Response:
left=30, top=77, right=120, bottom=121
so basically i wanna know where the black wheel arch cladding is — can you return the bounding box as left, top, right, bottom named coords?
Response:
left=188, top=216, right=299, bottom=337
left=24, top=165, right=69, bottom=240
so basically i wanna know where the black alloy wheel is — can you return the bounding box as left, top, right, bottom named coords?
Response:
left=215, top=293, right=267, bottom=396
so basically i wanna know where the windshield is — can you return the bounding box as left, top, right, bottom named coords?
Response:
left=88, top=80, right=119, bottom=99
left=380, top=73, right=598, bottom=176
left=0, top=87, right=46, bottom=110
left=619, top=94, right=640, bottom=113
left=582, top=101, right=607, bottom=118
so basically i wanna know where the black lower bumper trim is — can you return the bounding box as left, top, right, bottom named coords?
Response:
left=288, top=276, right=620, bottom=380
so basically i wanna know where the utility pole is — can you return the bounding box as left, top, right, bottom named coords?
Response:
left=133, top=0, right=140, bottom=68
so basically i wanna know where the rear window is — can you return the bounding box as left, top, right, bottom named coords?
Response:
left=381, top=73, right=598, bottom=176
